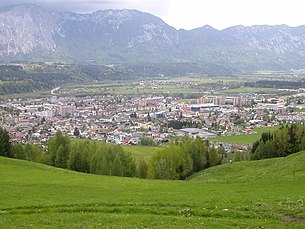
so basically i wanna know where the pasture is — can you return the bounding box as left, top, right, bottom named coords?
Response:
left=1, top=151, right=305, bottom=228
left=219, top=87, right=278, bottom=94
left=123, top=145, right=159, bottom=162
left=212, top=126, right=280, bottom=145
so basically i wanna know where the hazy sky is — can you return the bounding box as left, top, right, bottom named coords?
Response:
left=0, top=0, right=304, bottom=30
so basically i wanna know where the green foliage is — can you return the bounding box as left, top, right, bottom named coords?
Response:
left=233, top=151, right=250, bottom=162
left=251, top=124, right=305, bottom=160
left=73, top=127, right=80, bottom=137
left=47, top=131, right=70, bottom=168
left=208, top=146, right=221, bottom=167
left=68, top=139, right=136, bottom=177
left=180, top=136, right=208, bottom=172
left=245, top=80, right=305, bottom=90
left=148, top=136, right=223, bottom=180
left=167, top=120, right=202, bottom=129
left=140, top=136, right=157, bottom=146
left=11, top=142, right=46, bottom=163
left=0, top=62, right=238, bottom=96
left=137, top=158, right=148, bottom=178
left=112, top=155, right=123, bottom=176
left=0, top=128, right=12, bottom=157
left=11, top=143, right=25, bottom=160
left=148, top=145, right=193, bottom=180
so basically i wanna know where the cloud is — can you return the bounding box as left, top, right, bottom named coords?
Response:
left=0, top=0, right=170, bottom=16
left=0, top=0, right=303, bottom=30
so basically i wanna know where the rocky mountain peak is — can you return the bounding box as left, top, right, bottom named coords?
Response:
left=0, top=4, right=305, bottom=71
left=0, top=4, right=58, bottom=56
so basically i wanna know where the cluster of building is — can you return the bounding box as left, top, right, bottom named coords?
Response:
left=1, top=90, right=304, bottom=152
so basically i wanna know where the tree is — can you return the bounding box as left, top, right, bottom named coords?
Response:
left=140, top=136, right=156, bottom=146
left=264, top=140, right=277, bottom=158
left=148, top=145, right=193, bottom=180
left=137, top=158, right=148, bottom=178
left=147, top=113, right=152, bottom=122
left=218, top=145, right=226, bottom=160
left=11, top=143, right=25, bottom=160
left=68, top=142, right=82, bottom=171
left=208, top=147, right=221, bottom=167
left=24, top=144, right=34, bottom=161
left=112, top=155, right=123, bottom=176
left=55, top=145, right=66, bottom=168
left=73, top=127, right=80, bottom=137
left=233, top=151, right=244, bottom=162
left=0, top=128, right=12, bottom=157
left=180, top=135, right=208, bottom=172
left=47, top=131, right=70, bottom=168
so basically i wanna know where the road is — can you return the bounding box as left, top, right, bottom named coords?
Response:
left=51, top=87, right=60, bottom=95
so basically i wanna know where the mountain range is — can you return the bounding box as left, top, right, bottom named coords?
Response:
left=1, top=4, right=305, bottom=72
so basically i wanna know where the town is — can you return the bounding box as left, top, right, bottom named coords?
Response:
left=1, top=79, right=305, bottom=153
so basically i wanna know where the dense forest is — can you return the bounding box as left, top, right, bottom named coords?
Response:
left=251, top=124, right=305, bottom=159
left=245, top=80, right=305, bottom=89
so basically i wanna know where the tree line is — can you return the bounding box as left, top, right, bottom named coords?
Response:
left=0, top=129, right=137, bottom=177
left=6, top=124, right=304, bottom=181
left=167, top=120, right=202, bottom=130
left=47, top=131, right=137, bottom=177
left=0, top=128, right=223, bottom=180
left=147, top=136, right=221, bottom=180
left=0, top=128, right=47, bottom=163
left=245, top=80, right=305, bottom=89
left=251, top=124, right=305, bottom=160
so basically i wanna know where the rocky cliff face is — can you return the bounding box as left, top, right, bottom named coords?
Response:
left=1, top=4, right=305, bottom=71
left=0, top=4, right=59, bottom=55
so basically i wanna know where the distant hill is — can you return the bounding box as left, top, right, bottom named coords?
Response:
left=1, top=4, right=305, bottom=72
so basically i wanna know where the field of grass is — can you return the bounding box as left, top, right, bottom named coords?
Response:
left=123, top=145, right=160, bottom=163
left=64, top=84, right=203, bottom=96
left=293, top=108, right=305, bottom=113
left=107, top=85, right=201, bottom=95
left=170, top=76, right=245, bottom=83
left=212, top=126, right=280, bottom=145
left=0, top=90, right=51, bottom=100
left=219, top=87, right=278, bottom=94
left=1, top=151, right=305, bottom=228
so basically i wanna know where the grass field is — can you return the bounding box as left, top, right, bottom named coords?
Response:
left=212, top=126, right=280, bottom=145
left=1, top=152, right=305, bottom=228
left=293, top=108, right=305, bottom=113
left=219, top=87, right=278, bottom=94
left=123, top=145, right=160, bottom=162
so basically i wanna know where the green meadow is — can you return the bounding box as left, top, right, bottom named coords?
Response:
left=212, top=126, right=280, bottom=145
left=123, top=145, right=159, bottom=163
left=293, top=108, right=305, bottom=113
left=1, top=151, right=305, bottom=228
left=219, top=87, right=278, bottom=94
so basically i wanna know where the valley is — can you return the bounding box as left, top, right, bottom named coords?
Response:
left=1, top=2, right=305, bottom=228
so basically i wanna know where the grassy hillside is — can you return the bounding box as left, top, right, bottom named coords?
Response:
left=190, top=150, right=305, bottom=182
left=0, top=153, right=305, bottom=228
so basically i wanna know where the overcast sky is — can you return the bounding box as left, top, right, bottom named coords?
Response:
left=0, top=0, right=304, bottom=30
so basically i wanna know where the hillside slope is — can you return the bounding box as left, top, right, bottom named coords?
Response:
left=0, top=154, right=305, bottom=228
left=190, top=151, right=305, bottom=183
